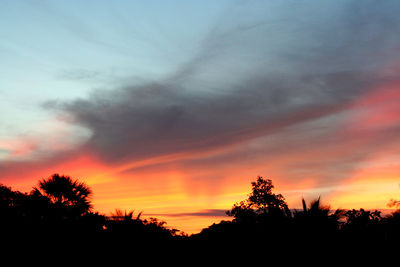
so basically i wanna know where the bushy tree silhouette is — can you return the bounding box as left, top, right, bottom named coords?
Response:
left=227, top=176, right=291, bottom=219
left=0, top=184, right=18, bottom=208
left=341, top=208, right=383, bottom=243
left=248, top=177, right=289, bottom=213
left=218, top=177, right=293, bottom=244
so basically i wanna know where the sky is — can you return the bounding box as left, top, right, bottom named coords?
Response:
left=1, top=0, right=400, bottom=234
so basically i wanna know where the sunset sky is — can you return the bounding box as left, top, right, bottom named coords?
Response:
left=1, top=0, right=400, bottom=234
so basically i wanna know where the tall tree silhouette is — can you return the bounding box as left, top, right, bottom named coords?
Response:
left=227, top=176, right=291, bottom=219
left=32, top=173, right=92, bottom=216
left=248, top=177, right=290, bottom=214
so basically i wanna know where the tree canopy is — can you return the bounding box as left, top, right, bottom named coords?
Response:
left=227, top=176, right=291, bottom=219
left=32, top=173, right=92, bottom=216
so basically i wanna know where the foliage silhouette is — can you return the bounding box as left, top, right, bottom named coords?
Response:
left=0, top=174, right=181, bottom=245
left=227, top=176, right=291, bottom=219
left=213, top=177, right=294, bottom=243
left=33, top=173, right=92, bottom=216
left=105, top=209, right=179, bottom=242
left=1, top=173, right=400, bottom=249
left=291, top=197, right=345, bottom=242
left=110, top=208, right=143, bottom=221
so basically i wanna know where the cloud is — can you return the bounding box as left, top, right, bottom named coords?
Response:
left=43, top=1, right=400, bottom=169
left=56, top=69, right=102, bottom=81
left=146, top=209, right=228, bottom=218
left=3, top=0, right=400, bottom=197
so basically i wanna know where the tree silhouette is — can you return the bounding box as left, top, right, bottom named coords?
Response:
left=223, top=177, right=293, bottom=244
left=227, top=176, right=291, bottom=219
left=33, top=173, right=92, bottom=216
left=293, top=197, right=344, bottom=241
left=0, top=184, right=17, bottom=208
left=248, top=177, right=290, bottom=214
left=298, top=197, right=337, bottom=217
left=3, top=173, right=400, bottom=248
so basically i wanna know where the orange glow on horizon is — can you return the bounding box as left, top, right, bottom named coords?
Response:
left=1, top=80, right=400, bottom=234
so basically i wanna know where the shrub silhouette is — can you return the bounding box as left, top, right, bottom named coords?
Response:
left=105, top=209, right=178, bottom=241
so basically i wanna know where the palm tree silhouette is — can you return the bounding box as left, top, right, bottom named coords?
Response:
left=110, top=209, right=142, bottom=221
left=301, top=197, right=329, bottom=216
left=32, top=173, right=92, bottom=216
left=294, top=197, right=344, bottom=241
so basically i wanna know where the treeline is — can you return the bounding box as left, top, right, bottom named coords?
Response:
left=0, top=174, right=181, bottom=244
left=1, top=174, right=400, bottom=247
left=192, top=177, right=400, bottom=248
